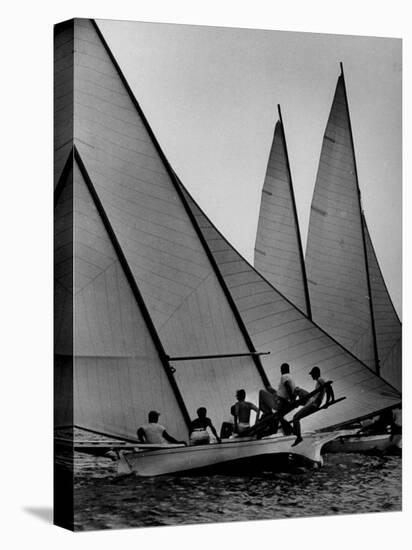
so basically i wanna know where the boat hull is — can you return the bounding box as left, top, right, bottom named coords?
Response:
left=117, top=431, right=340, bottom=477
left=323, top=433, right=401, bottom=454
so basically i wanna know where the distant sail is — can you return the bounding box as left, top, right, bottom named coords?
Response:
left=305, top=66, right=401, bottom=390
left=363, top=219, right=402, bottom=389
left=305, top=70, right=377, bottom=371
left=255, top=108, right=310, bottom=317
left=179, top=182, right=400, bottom=432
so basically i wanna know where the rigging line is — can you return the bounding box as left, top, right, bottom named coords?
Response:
left=176, top=169, right=401, bottom=396
left=73, top=259, right=119, bottom=297
left=379, top=336, right=402, bottom=369
left=73, top=145, right=192, bottom=429
left=340, top=62, right=381, bottom=377
left=54, top=278, right=73, bottom=298
left=54, top=146, right=74, bottom=207
left=156, top=271, right=213, bottom=331
left=54, top=137, right=73, bottom=152
left=175, top=178, right=271, bottom=388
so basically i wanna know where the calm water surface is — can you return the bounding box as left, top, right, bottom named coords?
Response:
left=67, top=446, right=401, bottom=531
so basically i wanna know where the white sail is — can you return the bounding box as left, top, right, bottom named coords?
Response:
left=255, top=112, right=310, bottom=316
left=305, top=71, right=376, bottom=371
left=55, top=18, right=267, bottom=437
left=305, top=67, right=401, bottom=390
left=179, top=184, right=400, bottom=432
left=364, top=219, right=402, bottom=390
left=72, top=159, right=188, bottom=441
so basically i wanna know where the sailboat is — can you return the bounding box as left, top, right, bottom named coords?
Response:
left=54, top=19, right=400, bottom=486
left=254, top=67, right=401, bottom=452
left=305, top=64, right=401, bottom=392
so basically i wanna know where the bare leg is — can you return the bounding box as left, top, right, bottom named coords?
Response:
left=275, top=398, right=293, bottom=435
left=292, top=404, right=318, bottom=445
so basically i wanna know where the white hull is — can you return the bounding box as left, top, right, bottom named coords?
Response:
left=323, top=432, right=401, bottom=454
left=117, top=431, right=341, bottom=477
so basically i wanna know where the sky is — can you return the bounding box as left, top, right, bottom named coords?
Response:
left=97, top=19, right=402, bottom=317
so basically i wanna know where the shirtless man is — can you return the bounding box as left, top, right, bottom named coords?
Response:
left=273, top=363, right=296, bottom=435
left=291, top=366, right=334, bottom=446
left=231, top=389, right=259, bottom=435
left=189, top=407, right=221, bottom=445
left=137, top=410, right=187, bottom=446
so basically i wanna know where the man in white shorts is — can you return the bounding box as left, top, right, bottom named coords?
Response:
left=231, top=389, right=259, bottom=435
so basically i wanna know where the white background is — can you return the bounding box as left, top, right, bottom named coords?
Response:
left=0, top=0, right=409, bottom=547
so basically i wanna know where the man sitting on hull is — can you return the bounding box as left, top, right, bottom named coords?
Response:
left=137, top=410, right=187, bottom=446
left=189, top=407, right=221, bottom=445
left=258, top=363, right=304, bottom=436
left=231, top=389, right=259, bottom=435
left=291, top=366, right=334, bottom=447
left=272, top=363, right=297, bottom=435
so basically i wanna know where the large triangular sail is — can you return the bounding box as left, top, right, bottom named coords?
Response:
left=305, top=65, right=401, bottom=390
left=72, top=157, right=189, bottom=441
left=55, top=148, right=190, bottom=441
left=179, top=182, right=400, bottom=432
left=55, top=18, right=268, bottom=437
left=305, top=68, right=377, bottom=371
left=254, top=107, right=311, bottom=317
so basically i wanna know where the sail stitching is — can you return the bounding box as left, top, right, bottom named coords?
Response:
left=73, top=145, right=192, bottom=428
left=180, top=176, right=400, bottom=394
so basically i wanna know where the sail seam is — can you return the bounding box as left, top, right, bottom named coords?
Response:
left=89, top=20, right=272, bottom=389
left=73, top=145, right=192, bottom=429
left=180, top=176, right=401, bottom=395
left=156, top=272, right=214, bottom=331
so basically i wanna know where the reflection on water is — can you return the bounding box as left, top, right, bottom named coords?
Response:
left=66, top=449, right=401, bottom=531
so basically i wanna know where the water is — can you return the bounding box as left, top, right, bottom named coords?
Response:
left=62, top=441, right=401, bottom=531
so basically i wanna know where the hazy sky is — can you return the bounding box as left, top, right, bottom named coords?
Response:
left=97, top=19, right=402, bottom=317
